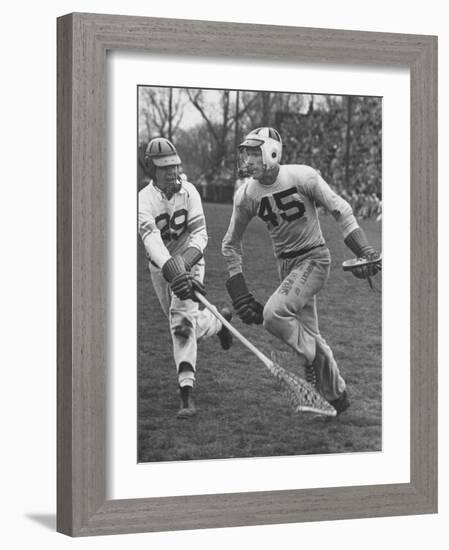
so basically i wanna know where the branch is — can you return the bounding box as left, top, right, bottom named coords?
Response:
left=186, top=89, right=219, bottom=142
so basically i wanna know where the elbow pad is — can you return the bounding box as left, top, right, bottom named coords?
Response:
left=162, top=255, right=186, bottom=282
left=181, top=247, right=203, bottom=271
left=226, top=272, right=251, bottom=302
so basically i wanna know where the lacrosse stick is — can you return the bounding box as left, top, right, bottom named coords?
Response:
left=194, top=292, right=336, bottom=417
left=342, top=253, right=382, bottom=291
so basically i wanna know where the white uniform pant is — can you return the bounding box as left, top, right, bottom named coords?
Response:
left=150, top=260, right=222, bottom=388
left=263, top=250, right=346, bottom=401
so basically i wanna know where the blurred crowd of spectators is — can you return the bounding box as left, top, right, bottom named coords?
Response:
left=277, top=97, right=382, bottom=220
left=323, top=188, right=382, bottom=221
left=138, top=97, right=382, bottom=221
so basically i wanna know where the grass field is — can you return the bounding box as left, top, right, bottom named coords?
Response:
left=137, top=203, right=382, bottom=462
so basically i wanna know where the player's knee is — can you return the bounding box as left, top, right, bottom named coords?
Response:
left=171, top=311, right=195, bottom=340
left=263, top=297, right=301, bottom=337
left=263, top=301, right=284, bottom=337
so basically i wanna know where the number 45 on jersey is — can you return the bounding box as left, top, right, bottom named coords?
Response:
left=258, top=187, right=306, bottom=227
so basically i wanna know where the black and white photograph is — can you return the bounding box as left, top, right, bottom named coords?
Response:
left=137, top=85, right=382, bottom=463
left=1, top=0, right=442, bottom=544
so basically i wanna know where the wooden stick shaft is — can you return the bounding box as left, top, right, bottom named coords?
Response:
left=194, top=292, right=273, bottom=369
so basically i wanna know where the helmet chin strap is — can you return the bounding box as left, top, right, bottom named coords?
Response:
left=258, top=165, right=280, bottom=186
left=154, top=175, right=182, bottom=199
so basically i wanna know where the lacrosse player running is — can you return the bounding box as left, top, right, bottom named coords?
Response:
left=222, top=127, right=380, bottom=415
left=139, top=137, right=233, bottom=419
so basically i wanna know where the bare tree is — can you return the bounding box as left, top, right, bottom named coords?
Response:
left=138, top=87, right=186, bottom=143
left=261, top=91, right=271, bottom=126
left=238, top=91, right=307, bottom=131
left=185, top=89, right=234, bottom=177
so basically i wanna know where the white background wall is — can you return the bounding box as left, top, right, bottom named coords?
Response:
left=0, top=1, right=445, bottom=548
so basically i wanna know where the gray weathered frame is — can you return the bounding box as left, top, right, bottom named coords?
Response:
left=57, top=12, right=438, bottom=537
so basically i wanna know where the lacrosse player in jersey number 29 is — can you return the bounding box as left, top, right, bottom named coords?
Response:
left=222, top=127, right=381, bottom=415
left=138, top=138, right=233, bottom=419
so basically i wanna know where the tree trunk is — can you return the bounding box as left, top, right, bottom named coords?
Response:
left=233, top=90, right=240, bottom=182
left=168, top=88, right=173, bottom=141
left=345, top=95, right=352, bottom=188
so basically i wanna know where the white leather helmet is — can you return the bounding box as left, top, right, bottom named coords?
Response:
left=238, top=127, right=282, bottom=173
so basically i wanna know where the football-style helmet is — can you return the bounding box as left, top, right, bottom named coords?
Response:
left=238, top=127, right=282, bottom=180
left=145, top=137, right=181, bottom=172
left=144, top=137, right=182, bottom=198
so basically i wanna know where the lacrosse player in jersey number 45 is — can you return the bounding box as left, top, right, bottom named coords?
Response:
left=222, top=127, right=381, bottom=415
left=139, top=137, right=233, bottom=419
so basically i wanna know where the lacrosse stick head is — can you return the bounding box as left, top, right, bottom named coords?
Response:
left=270, top=351, right=337, bottom=417
left=342, top=253, right=382, bottom=272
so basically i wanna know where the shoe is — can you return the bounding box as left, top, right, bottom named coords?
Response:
left=176, top=386, right=197, bottom=419
left=305, top=363, right=318, bottom=389
left=217, top=307, right=233, bottom=350
left=329, top=390, right=350, bottom=415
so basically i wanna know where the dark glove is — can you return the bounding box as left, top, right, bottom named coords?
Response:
left=171, top=273, right=206, bottom=301
left=162, top=255, right=206, bottom=301
left=351, top=251, right=381, bottom=279
left=226, top=273, right=264, bottom=325
left=344, top=228, right=381, bottom=279
left=233, top=295, right=264, bottom=324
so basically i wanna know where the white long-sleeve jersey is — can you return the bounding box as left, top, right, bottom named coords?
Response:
left=222, top=164, right=359, bottom=276
left=138, top=180, right=207, bottom=269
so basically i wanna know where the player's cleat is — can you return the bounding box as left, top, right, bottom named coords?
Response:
left=329, top=390, right=350, bottom=415
left=176, top=386, right=197, bottom=419
left=305, top=363, right=318, bottom=389
left=270, top=351, right=336, bottom=417
left=217, top=307, right=233, bottom=350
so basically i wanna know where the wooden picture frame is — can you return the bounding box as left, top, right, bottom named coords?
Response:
left=57, top=12, right=437, bottom=536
